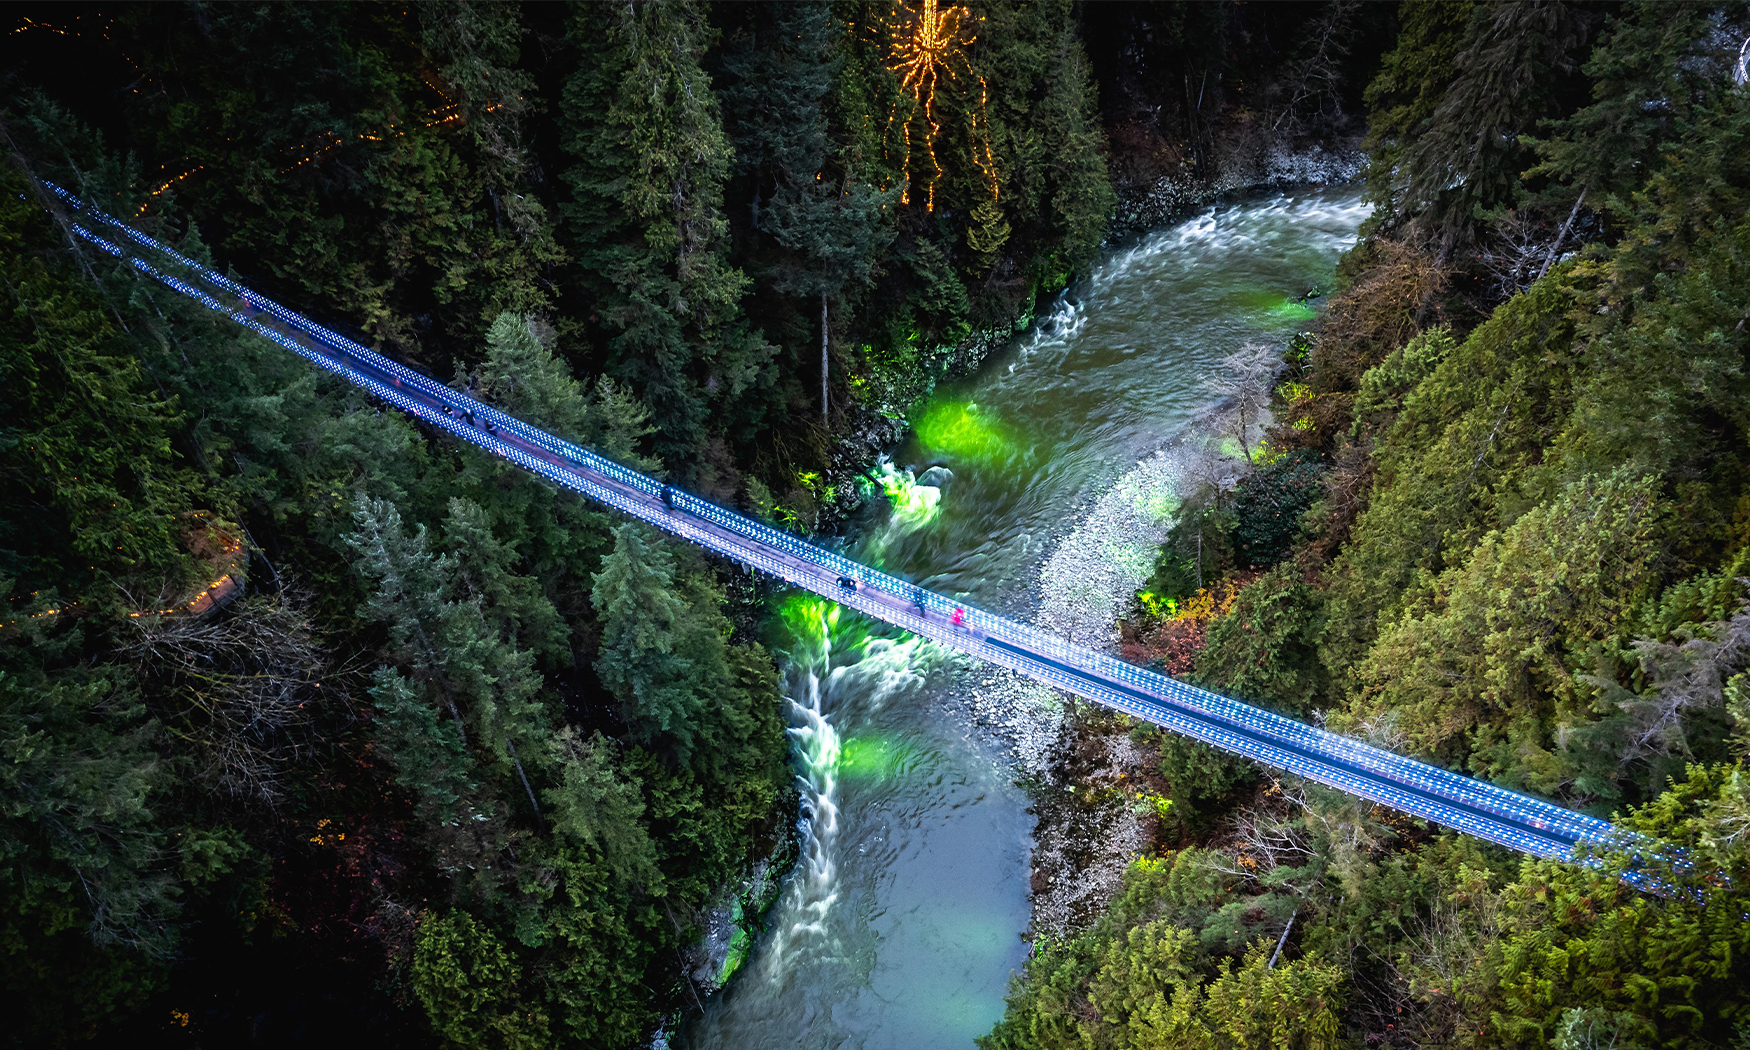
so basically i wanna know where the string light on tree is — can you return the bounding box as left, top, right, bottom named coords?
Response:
left=883, top=0, right=1000, bottom=212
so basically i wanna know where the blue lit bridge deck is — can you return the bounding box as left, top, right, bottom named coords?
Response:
left=43, top=180, right=1630, bottom=869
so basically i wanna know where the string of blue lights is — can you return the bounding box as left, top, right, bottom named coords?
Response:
left=40, top=179, right=1658, bottom=886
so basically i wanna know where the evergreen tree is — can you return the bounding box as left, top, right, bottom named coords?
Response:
left=721, top=1, right=896, bottom=425
left=1197, top=565, right=1327, bottom=716
left=1383, top=1, right=1597, bottom=257
left=1320, top=276, right=1587, bottom=682
left=345, top=496, right=553, bottom=858
left=368, top=667, right=479, bottom=827
left=1354, top=471, right=1666, bottom=786
left=1466, top=766, right=1750, bottom=1050
left=560, top=0, right=774, bottom=459
left=473, top=311, right=657, bottom=472
left=590, top=523, right=728, bottom=762
left=1011, top=1, right=1116, bottom=281
left=0, top=166, right=202, bottom=604
left=0, top=169, right=274, bottom=1039
left=417, top=1, right=556, bottom=250
left=980, top=851, right=1346, bottom=1050
left=105, top=3, right=558, bottom=367
left=976, top=0, right=1116, bottom=294
left=411, top=909, right=550, bottom=1050
left=1361, top=2, right=1477, bottom=231
left=543, top=727, right=660, bottom=891
left=1525, top=1, right=1735, bottom=229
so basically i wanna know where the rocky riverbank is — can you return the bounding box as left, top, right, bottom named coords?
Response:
left=928, top=444, right=1204, bottom=936
left=1107, top=142, right=1365, bottom=241
left=976, top=434, right=1272, bottom=936
left=1015, top=450, right=1185, bottom=935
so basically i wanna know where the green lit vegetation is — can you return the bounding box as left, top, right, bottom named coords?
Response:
left=1105, top=539, right=1157, bottom=581
left=1132, top=791, right=1174, bottom=819
left=777, top=593, right=842, bottom=651
left=1130, top=485, right=1179, bottom=525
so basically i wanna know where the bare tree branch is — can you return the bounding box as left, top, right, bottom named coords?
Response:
left=122, top=586, right=324, bottom=806
left=1200, top=342, right=1281, bottom=466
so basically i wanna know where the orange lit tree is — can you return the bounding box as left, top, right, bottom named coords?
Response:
left=883, top=0, right=1000, bottom=213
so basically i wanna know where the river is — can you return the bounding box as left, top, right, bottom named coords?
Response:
left=681, top=187, right=1370, bottom=1050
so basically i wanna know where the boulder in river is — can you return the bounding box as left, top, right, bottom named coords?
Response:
left=916, top=465, right=955, bottom=490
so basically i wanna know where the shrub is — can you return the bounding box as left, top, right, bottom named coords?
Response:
left=1232, top=449, right=1325, bottom=570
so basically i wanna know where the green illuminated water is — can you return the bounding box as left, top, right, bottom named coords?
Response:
left=910, top=400, right=1016, bottom=462
left=682, top=189, right=1368, bottom=1049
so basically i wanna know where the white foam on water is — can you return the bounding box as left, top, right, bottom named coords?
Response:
left=755, top=593, right=946, bottom=976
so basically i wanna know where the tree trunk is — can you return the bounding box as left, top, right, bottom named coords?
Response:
left=1268, top=908, right=1299, bottom=969
left=411, top=621, right=470, bottom=744
left=1537, top=187, right=1587, bottom=280
left=505, top=738, right=543, bottom=827
left=821, top=293, right=830, bottom=427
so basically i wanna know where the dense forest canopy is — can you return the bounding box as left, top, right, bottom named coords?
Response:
left=5, top=2, right=1749, bottom=1048
left=999, top=3, right=1750, bottom=1050
left=1, top=3, right=1354, bottom=1044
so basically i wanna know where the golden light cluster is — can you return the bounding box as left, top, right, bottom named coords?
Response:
left=10, top=16, right=72, bottom=37
left=883, top=0, right=999, bottom=211
left=1, top=591, right=81, bottom=632
left=13, top=14, right=148, bottom=95
left=128, top=573, right=241, bottom=619
left=279, top=88, right=491, bottom=175
left=0, top=581, right=232, bottom=631
left=139, top=165, right=205, bottom=216
left=1, top=528, right=244, bottom=631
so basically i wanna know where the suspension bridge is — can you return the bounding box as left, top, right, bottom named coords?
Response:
left=41, top=179, right=1634, bottom=872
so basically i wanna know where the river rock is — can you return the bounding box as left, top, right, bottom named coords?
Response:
left=916, top=465, right=955, bottom=490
